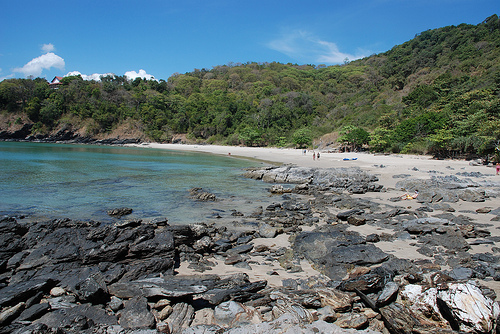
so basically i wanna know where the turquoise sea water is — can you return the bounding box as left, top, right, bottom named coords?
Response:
left=0, top=142, right=273, bottom=224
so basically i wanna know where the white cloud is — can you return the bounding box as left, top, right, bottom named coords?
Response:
left=13, top=52, right=65, bottom=77
left=124, top=69, right=155, bottom=81
left=64, top=69, right=157, bottom=82
left=65, top=71, right=115, bottom=81
left=41, top=43, right=55, bottom=53
left=267, top=30, right=366, bottom=64
left=316, top=40, right=356, bottom=63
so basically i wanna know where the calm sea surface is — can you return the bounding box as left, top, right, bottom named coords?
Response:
left=0, top=142, right=273, bottom=224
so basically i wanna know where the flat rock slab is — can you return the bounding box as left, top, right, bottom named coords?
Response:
left=109, top=277, right=209, bottom=299
left=0, top=279, right=55, bottom=307
left=34, top=303, right=118, bottom=328
left=293, top=225, right=389, bottom=280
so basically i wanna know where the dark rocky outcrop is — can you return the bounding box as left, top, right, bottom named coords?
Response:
left=1, top=165, right=500, bottom=333
left=293, top=225, right=389, bottom=281
left=244, top=166, right=382, bottom=194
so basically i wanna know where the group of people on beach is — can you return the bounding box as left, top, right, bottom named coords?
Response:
left=303, top=149, right=320, bottom=160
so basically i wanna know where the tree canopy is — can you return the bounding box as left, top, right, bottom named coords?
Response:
left=1, top=14, right=500, bottom=158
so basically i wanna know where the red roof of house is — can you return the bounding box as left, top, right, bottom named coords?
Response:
left=50, top=76, right=64, bottom=85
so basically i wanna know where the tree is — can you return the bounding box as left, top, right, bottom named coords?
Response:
left=292, top=128, right=312, bottom=148
left=369, top=127, right=392, bottom=152
left=39, top=101, right=62, bottom=126
left=238, top=126, right=263, bottom=146
left=338, top=125, right=370, bottom=151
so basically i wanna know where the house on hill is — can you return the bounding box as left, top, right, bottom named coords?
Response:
left=49, top=76, right=63, bottom=88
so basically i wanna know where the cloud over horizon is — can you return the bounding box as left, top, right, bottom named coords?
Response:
left=13, top=49, right=65, bottom=78
left=65, top=71, right=115, bottom=81
left=124, top=69, right=155, bottom=81
left=268, top=30, right=366, bottom=64
left=65, top=69, right=156, bottom=82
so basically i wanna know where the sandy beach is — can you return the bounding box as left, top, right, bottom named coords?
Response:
left=133, top=143, right=500, bottom=294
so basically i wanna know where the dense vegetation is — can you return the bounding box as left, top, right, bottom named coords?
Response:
left=1, top=15, right=500, bottom=158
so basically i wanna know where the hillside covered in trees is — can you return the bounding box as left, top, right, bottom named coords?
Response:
left=1, top=14, right=499, bottom=158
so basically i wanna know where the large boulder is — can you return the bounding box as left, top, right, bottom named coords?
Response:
left=292, top=225, right=389, bottom=281
left=244, top=166, right=381, bottom=193
left=118, top=296, right=155, bottom=329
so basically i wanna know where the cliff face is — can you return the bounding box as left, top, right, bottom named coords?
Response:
left=0, top=112, right=148, bottom=144
left=0, top=112, right=33, bottom=140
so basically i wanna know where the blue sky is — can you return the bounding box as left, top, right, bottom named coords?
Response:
left=1, top=0, right=498, bottom=82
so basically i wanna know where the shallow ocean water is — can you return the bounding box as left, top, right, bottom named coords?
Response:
left=0, top=142, right=274, bottom=224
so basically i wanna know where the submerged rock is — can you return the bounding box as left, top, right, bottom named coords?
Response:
left=190, top=188, right=218, bottom=201
left=107, top=207, right=133, bottom=217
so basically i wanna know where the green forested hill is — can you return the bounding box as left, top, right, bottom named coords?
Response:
left=1, top=15, right=499, bottom=158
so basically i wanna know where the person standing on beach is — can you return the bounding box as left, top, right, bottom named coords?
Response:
left=317, top=152, right=320, bottom=160
left=313, top=152, right=316, bottom=160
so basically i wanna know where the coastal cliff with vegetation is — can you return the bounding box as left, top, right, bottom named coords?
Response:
left=1, top=15, right=499, bottom=158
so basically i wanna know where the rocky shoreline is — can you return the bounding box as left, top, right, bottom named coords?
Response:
left=1, top=165, right=500, bottom=333
left=0, top=124, right=142, bottom=146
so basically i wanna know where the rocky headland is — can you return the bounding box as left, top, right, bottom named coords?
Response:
left=1, top=163, right=500, bottom=333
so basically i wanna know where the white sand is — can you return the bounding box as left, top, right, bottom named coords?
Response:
left=132, top=143, right=500, bottom=291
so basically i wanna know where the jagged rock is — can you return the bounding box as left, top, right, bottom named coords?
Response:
left=365, top=234, right=380, bottom=243
left=269, top=185, right=292, bottom=194
left=417, top=228, right=470, bottom=252
left=213, top=301, right=262, bottom=327
left=106, top=207, right=133, bottom=217
left=335, top=313, right=369, bottom=329
left=379, top=302, right=421, bottom=334
left=183, top=313, right=377, bottom=334
left=157, top=305, right=173, bottom=321
left=108, top=296, right=124, bottom=312
left=192, top=236, right=213, bottom=252
left=347, top=215, right=366, bottom=226
left=437, top=283, right=500, bottom=333
left=447, top=267, right=474, bottom=280
left=118, top=296, right=155, bottom=329
left=120, top=257, right=175, bottom=282
left=165, top=302, right=194, bottom=334
left=76, top=271, right=108, bottom=304
left=258, top=223, right=277, bottom=238
left=35, top=303, right=118, bottom=328
left=227, top=244, right=254, bottom=255
left=200, top=278, right=267, bottom=306
left=46, top=295, right=78, bottom=309
left=459, top=188, right=486, bottom=202
left=316, top=288, right=353, bottom=312
left=401, top=285, right=447, bottom=326
left=128, top=230, right=175, bottom=257
left=476, top=207, right=492, bottom=213
left=245, top=166, right=380, bottom=192
left=224, top=254, right=243, bottom=265
left=403, top=217, right=451, bottom=235
left=190, top=188, right=217, bottom=201
left=272, top=298, right=315, bottom=324
left=376, top=281, right=399, bottom=307
left=109, top=276, right=209, bottom=299
left=337, top=209, right=365, bottom=221
left=0, top=279, right=55, bottom=307
left=340, top=270, right=389, bottom=293
left=0, top=302, right=25, bottom=326
left=16, top=302, right=50, bottom=322
left=293, top=225, right=389, bottom=281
